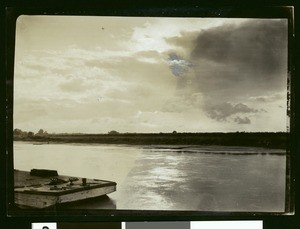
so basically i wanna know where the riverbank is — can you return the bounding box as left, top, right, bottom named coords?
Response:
left=14, top=132, right=287, bottom=149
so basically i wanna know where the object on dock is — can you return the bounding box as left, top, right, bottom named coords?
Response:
left=30, top=169, right=58, bottom=177
left=14, top=169, right=117, bottom=209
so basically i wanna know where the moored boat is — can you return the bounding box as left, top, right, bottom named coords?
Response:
left=14, top=169, right=117, bottom=209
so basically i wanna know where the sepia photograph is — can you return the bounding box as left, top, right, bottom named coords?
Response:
left=12, top=15, right=290, bottom=213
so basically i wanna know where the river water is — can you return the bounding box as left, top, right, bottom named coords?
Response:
left=13, top=141, right=286, bottom=212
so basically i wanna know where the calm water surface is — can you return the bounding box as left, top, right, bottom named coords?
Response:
left=14, top=142, right=286, bottom=212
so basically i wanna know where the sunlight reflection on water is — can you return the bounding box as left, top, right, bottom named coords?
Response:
left=14, top=142, right=286, bottom=212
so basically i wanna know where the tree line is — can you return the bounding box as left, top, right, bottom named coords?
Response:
left=13, top=128, right=49, bottom=139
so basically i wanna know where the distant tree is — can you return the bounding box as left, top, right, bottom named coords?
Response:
left=37, top=129, right=44, bottom=135
left=108, top=130, right=119, bottom=135
left=13, top=128, right=28, bottom=137
left=35, top=129, right=48, bottom=137
left=13, top=128, right=23, bottom=135
left=27, top=131, right=34, bottom=138
left=172, top=130, right=177, bottom=134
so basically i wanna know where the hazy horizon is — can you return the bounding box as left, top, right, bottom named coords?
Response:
left=14, top=16, right=289, bottom=134
left=13, top=128, right=287, bottom=135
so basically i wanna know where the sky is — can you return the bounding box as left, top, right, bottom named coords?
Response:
left=13, top=16, right=288, bottom=134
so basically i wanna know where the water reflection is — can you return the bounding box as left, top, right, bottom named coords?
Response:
left=14, top=142, right=286, bottom=212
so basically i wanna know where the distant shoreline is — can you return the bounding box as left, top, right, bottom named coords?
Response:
left=13, top=132, right=288, bottom=149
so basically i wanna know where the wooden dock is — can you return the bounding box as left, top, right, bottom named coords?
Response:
left=14, top=169, right=117, bottom=209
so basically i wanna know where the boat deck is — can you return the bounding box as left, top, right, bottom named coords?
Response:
left=14, top=170, right=117, bottom=208
left=14, top=170, right=116, bottom=196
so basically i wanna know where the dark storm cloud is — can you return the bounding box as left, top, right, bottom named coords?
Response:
left=190, top=20, right=287, bottom=100
left=191, top=20, right=287, bottom=76
left=165, top=20, right=287, bottom=126
left=205, top=102, right=258, bottom=121
left=167, top=20, right=287, bottom=96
